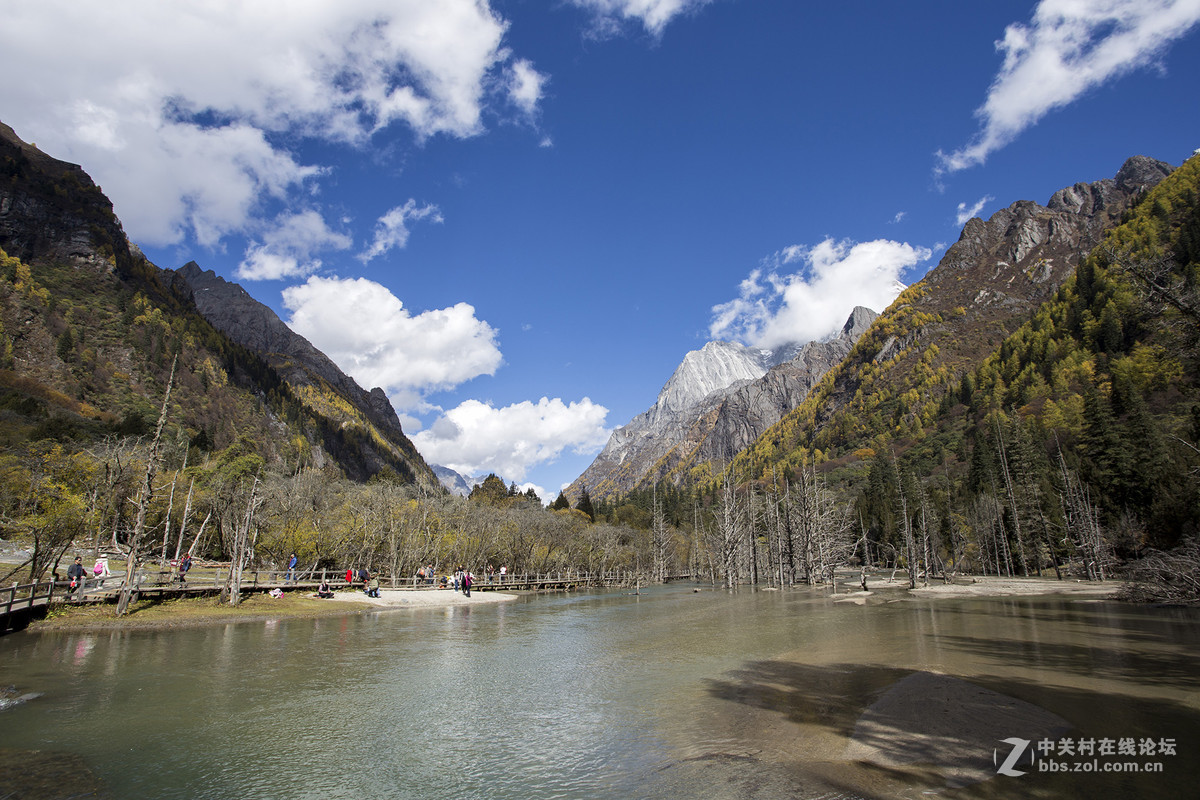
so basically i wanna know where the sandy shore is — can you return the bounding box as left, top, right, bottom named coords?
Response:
left=326, top=588, right=519, bottom=607
left=832, top=574, right=1119, bottom=604
left=907, top=574, right=1118, bottom=597
left=22, top=585, right=520, bottom=633
left=23, top=574, right=1118, bottom=632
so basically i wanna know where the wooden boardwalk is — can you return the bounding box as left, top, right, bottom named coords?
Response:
left=1, top=580, right=56, bottom=632
left=0, top=568, right=655, bottom=630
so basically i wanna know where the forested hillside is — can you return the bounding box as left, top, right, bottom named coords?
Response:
left=0, top=122, right=662, bottom=596
left=719, top=153, right=1200, bottom=592
left=3, top=114, right=1196, bottom=605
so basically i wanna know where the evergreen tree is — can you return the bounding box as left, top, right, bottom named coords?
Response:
left=575, top=486, right=595, bottom=521
left=469, top=473, right=509, bottom=506
left=551, top=490, right=571, bottom=511
left=56, top=327, right=75, bottom=362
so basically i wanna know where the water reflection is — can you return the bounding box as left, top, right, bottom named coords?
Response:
left=0, top=588, right=1197, bottom=799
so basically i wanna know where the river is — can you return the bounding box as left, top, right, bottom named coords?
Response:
left=1, top=584, right=1197, bottom=799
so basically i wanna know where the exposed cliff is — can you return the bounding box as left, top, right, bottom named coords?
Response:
left=574, top=156, right=1173, bottom=500
left=572, top=307, right=877, bottom=499
left=171, top=262, right=436, bottom=487
left=735, top=155, right=1175, bottom=480
left=0, top=119, right=439, bottom=490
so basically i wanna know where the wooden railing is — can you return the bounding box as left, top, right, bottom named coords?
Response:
left=0, top=568, right=665, bottom=620
left=1, top=580, right=56, bottom=630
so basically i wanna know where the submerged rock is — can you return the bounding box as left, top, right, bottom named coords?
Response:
left=843, top=671, right=1070, bottom=788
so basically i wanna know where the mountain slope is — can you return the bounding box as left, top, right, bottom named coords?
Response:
left=173, top=263, right=436, bottom=486
left=572, top=307, right=877, bottom=499
left=0, top=119, right=438, bottom=490
left=731, top=155, right=1174, bottom=482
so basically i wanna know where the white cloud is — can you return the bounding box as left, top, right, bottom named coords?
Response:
left=237, top=210, right=352, bottom=280
left=507, top=59, right=548, bottom=117
left=955, top=195, right=994, bottom=227
left=940, top=0, right=1200, bottom=173
left=569, top=0, right=712, bottom=36
left=359, top=201, right=444, bottom=263
left=0, top=1, right=540, bottom=248
left=710, top=238, right=933, bottom=350
left=413, top=397, right=610, bottom=482
left=281, top=276, right=502, bottom=403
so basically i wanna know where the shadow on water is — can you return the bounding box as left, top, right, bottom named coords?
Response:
left=703, top=658, right=1200, bottom=799
left=934, top=633, right=1200, bottom=687
left=0, top=748, right=110, bottom=800
left=938, top=595, right=1200, bottom=629
left=706, top=661, right=912, bottom=737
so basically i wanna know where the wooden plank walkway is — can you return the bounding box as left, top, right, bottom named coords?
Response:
left=0, top=569, right=652, bottom=628
left=1, top=580, right=56, bottom=632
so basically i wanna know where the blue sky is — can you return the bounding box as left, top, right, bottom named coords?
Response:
left=2, top=0, right=1199, bottom=501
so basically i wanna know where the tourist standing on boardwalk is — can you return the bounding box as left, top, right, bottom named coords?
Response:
left=178, top=553, right=192, bottom=584
left=287, top=553, right=297, bottom=582
left=462, top=570, right=472, bottom=598
left=93, top=557, right=110, bottom=587
left=67, top=557, right=86, bottom=592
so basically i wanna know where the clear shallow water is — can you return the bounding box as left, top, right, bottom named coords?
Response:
left=1, top=585, right=1198, bottom=799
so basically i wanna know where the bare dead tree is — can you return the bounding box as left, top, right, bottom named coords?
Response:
left=172, top=477, right=196, bottom=562
left=1055, top=448, right=1110, bottom=580
left=894, top=458, right=916, bottom=589
left=994, top=418, right=1031, bottom=576
left=714, top=469, right=746, bottom=589
left=116, top=357, right=177, bottom=616
left=1104, top=246, right=1200, bottom=328
left=651, top=484, right=669, bottom=582
left=1117, top=537, right=1200, bottom=605
left=225, top=475, right=262, bottom=606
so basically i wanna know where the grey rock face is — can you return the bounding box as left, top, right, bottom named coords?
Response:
left=570, top=155, right=1175, bottom=499
left=943, top=155, right=1173, bottom=302
left=175, top=262, right=364, bottom=404
left=172, top=262, right=438, bottom=487
left=0, top=122, right=129, bottom=273
left=697, top=307, right=877, bottom=464
left=432, top=464, right=476, bottom=497
left=571, top=307, right=878, bottom=497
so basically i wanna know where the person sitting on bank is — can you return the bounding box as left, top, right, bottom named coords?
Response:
left=316, top=579, right=334, bottom=599
left=367, top=576, right=380, bottom=598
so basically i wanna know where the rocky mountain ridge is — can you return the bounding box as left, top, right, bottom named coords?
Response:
left=733, top=154, right=1175, bottom=482
left=171, top=262, right=432, bottom=484
left=572, top=155, right=1173, bottom=499
left=572, top=306, right=878, bottom=499
left=0, top=119, right=438, bottom=490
